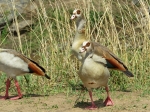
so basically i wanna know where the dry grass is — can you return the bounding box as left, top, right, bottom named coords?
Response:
left=0, top=0, right=150, bottom=95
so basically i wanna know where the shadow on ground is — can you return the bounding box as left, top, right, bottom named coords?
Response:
left=74, top=99, right=105, bottom=109
left=23, top=94, right=49, bottom=98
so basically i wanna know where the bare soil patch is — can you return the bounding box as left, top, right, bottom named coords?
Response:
left=0, top=91, right=149, bottom=112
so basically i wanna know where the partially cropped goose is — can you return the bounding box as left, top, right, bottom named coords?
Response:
left=71, top=9, right=134, bottom=109
left=0, top=48, right=50, bottom=100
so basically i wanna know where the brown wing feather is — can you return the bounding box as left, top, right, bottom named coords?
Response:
left=28, top=62, right=45, bottom=76
left=27, top=58, right=50, bottom=79
left=92, top=42, right=134, bottom=77
left=91, top=42, right=128, bottom=71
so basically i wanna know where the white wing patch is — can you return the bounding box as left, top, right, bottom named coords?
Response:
left=0, top=52, right=29, bottom=72
left=91, top=54, right=107, bottom=64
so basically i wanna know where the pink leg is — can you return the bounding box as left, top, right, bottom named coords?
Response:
left=104, top=86, right=113, bottom=106
left=10, top=80, right=23, bottom=100
left=0, top=79, right=11, bottom=100
left=86, top=90, right=97, bottom=110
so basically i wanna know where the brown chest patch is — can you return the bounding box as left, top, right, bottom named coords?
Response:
left=88, top=82, right=95, bottom=84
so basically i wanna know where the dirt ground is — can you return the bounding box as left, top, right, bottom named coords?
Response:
left=0, top=91, right=149, bottom=112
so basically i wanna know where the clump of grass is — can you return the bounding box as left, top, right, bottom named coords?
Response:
left=0, top=0, right=150, bottom=96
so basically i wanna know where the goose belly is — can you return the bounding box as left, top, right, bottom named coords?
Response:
left=0, top=61, right=29, bottom=77
left=79, top=58, right=110, bottom=89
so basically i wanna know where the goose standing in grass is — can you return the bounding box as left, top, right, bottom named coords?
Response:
left=0, top=48, right=50, bottom=100
left=71, top=9, right=134, bottom=109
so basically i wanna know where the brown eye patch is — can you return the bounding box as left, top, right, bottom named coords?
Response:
left=85, top=42, right=90, bottom=47
left=77, top=10, right=81, bottom=14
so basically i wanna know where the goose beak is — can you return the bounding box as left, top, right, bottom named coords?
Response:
left=79, top=47, right=86, bottom=53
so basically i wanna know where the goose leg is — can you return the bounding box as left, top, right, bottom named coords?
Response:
left=104, top=86, right=113, bottom=106
left=10, top=80, right=23, bottom=100
left=86, top=90, right=97, bottom=110
left=4, top=79, right=11, bottom=99
left=0, top=79, right=11, bottom=99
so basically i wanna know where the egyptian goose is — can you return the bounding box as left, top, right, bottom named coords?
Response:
left=71, top=9, right=134, bottom=109
left=79, top=41, right=113, bottom=109
left=79, top=41, right=133, bottom=109
left=0, top=48, right=50, bottom=100
left=71, top=9, right=89, bottom=61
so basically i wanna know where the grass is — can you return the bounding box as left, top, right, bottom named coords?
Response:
left=0, top=0, right=150, bottom=98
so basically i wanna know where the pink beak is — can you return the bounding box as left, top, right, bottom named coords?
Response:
left=79, top=47, right=86, bottom=53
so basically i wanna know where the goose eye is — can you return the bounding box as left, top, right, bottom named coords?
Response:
left=71, top=15, right=76, bottom=19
